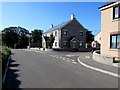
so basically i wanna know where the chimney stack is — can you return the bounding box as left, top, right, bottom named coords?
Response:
left=71, top=14, right=75, bottom=20
left=50, top=24, right=53, bottom=28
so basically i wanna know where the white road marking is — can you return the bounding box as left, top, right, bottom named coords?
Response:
left=71, top=59, right=75, bottom=62
left=35, top=51, right=43, bottom=53
left=72, top=62, right=77, bottom=64
left=66, top=58, right=70, bottom=60
left=59, top=56, right=63, bottom=59
left=55, top=56, right=59, bottom=58
left=66, top=55, right=78, bottom=57
left=77, top=56, right=120, bottom=78
left=85, top=56, right=90, bottom=58
left=28, top=50, right=80, bottom=66
left=62, top=58, right=66, bottom=60
left=67, top=60, right=70, bottom=62
left=52, top=55, right=56, bottom=57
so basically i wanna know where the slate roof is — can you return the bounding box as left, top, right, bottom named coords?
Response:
left=99, top=0, right=119, bottom=9
left=44, top=20, right=72, bottom=34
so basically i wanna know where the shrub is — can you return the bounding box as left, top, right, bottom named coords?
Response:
left=1, top=46, right=11, bottom=77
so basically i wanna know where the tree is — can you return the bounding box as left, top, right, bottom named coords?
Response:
left=2, top=27, right=19, bottom=48
left=31, top=29, right=43, bottom=47
left=17, top=26, right=29, bottom=48
left=31, top=29, right=43, bottom=43
left=17, top=34, right=28, bottom=48
left=18, top=26, right=29, bottom=36
left=49, top=33, right=55, bottom=48
left=2, top=26, right=29, bottom=48
left=0, top=34, right=2, bottom=46
left=86, top=30, right=94, bottom=44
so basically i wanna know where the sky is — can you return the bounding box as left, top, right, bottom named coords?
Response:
left=2, top=2, right=106, bottom=35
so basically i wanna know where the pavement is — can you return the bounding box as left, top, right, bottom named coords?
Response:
left=77, top=52, right=119, bottom=75
left=5, top=49, right=119, bottom=88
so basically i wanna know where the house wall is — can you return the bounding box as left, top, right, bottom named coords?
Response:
left=52, top=29, right=61, bottom=49
left=42, top=35, right=46, bottom=48
left=43, top=29, right=61, bottom=49
left=101, top=4, right=120, bottom=57
left=61, top=19, right=86, bottom=50
left=95, top=32, right=101, bottom=44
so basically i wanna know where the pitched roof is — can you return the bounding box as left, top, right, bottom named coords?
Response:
left=44, top=20, right=72, bottom=34
left=99, top=0, right=119, bottom=9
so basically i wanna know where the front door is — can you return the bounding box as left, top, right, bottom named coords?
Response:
left=70, top=40, right=78, bottom=51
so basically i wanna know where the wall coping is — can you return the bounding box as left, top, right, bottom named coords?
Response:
left=93, top=50, right=113, bottom=59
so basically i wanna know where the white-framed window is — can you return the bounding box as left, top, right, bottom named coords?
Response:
left=63, top=41, right=67, bottom=47
left=110, top=34, right=120, bottom=49
left=80, top=32, right=83, bottom=36
left=63, top=31, right=67, bottom=35
left=55, top=42, right=57, bottom=46
left=55, top=31, right=57, bottom=36
left=79, top=42, right=83, bottom=47
left=113, top=6, right=120, bottom=19
left=63, top=29, right=67, bottom=35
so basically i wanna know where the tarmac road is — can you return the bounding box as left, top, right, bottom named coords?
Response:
left=8, top=49, right=118, bottom=88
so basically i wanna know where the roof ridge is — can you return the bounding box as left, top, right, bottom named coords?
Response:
left=99, top=0, right=119, bottom=9
left=44, top=19, right=72, bottom=34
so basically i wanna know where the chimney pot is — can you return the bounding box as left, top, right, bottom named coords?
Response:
left=50, top=24, right=53, bottom=28
left=71, top=14, right=75, bottom=20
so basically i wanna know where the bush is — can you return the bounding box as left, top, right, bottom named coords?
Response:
left=1, top=46, right=11, bottom=77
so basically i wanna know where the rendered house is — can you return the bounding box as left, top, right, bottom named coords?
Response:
left=95, top=32, right=101, bottom=45
left=92, top=32, right=101, bottom=49
left=99, top=0, right=120, bottom=57
left=42, top=14, right=86, bottom=51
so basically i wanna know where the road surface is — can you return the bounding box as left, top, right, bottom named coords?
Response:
left=8, top=49, right=118, bottom=88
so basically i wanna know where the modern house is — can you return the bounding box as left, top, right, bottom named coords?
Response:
left=99, top=0, right=120, bottom=57
left=95, top=32, right=101, bottom=45
left=92, top=32, right=101, bottom=49
left=42, top=14, right=87, bottom=51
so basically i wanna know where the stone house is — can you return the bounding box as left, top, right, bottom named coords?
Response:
left=42, top=14, right=87, bottom=51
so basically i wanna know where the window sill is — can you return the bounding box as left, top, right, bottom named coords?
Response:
left=112, top=18, right=120, bottom=22
left=109, top=49, right=120, bottom=51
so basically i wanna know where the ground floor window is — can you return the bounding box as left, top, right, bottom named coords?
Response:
left=55, top=42, right=57, bottom=46
left=110, top=34, right=120, bottom=49
left=63, top=42, right=67, bottom=47
left=79, top=42, right=83, bottom=47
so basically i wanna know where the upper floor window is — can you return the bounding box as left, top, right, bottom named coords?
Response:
left=113, top=6, right=120, bottom=19
left=63, top=31, right=67, bottom=35
left=55, top=31, right=57, bottom=36
left=80, top=32, right=83, bottom=36
left=110, top=34, right=120, bottom=49
left=63, top=29, right=67, bottom=35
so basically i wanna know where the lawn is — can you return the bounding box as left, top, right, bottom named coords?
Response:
left=114, top=60, right=120, bottom=63
left=113, top=57, right=120, bottom=63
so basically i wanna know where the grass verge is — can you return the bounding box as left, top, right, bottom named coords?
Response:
left=0, top=46, right=11, bottom=78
